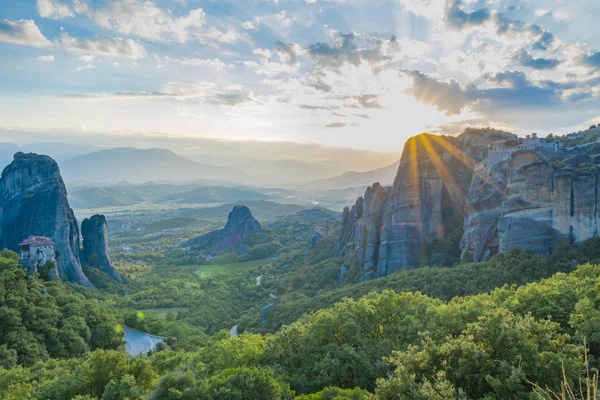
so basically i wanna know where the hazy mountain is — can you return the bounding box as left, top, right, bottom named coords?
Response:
left=180, top=200, right=306, bottom=220
left=3, top=130, right=400, bottom=185
left=157, top=186, right=268, bottom=204
left=68, top=182, right=276, bottom=209
left=304, top=162, right=399, bottom=190
left=60, top=148, right=246, bottom=185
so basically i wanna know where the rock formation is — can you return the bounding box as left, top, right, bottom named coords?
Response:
left=0, top=153, right=93, bottom=286
left=82, top=214, right=123, bottom=283
left=308, top=226, right=328, bottom=248
left=183, top=205, right=262, bottom=252
left=333, top=129, right=573, bottom=279
left=463, top=150, right=599, bottom=260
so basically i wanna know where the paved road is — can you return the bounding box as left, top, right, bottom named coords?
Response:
left=123, top=327, right=164, bottom=356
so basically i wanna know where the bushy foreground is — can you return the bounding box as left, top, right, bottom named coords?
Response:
left=2, top=245, right=600, bottom=399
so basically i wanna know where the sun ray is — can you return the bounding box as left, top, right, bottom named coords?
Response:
left=430, top=135, right=508, bottom=197
left=420, top=134, right=466, bottom=212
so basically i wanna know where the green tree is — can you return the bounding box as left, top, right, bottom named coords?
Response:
left=202, top=367, right=294, bottom=400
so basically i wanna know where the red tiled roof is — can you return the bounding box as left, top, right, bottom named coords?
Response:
left=19, top=236, right=55, bottom=247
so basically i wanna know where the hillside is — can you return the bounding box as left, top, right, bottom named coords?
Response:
left=60, top=147, right=246, bottom=185
left=304, top=162, right=399, bottom=190
left=68, top=184, right=270, bottom=209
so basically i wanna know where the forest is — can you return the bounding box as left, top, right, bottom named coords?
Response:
left=2, top=233, right=600, bottom=399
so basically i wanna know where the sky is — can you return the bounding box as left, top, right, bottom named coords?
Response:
left=1, top=0, right=600, bottom=151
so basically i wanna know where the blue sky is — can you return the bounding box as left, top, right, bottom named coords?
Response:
left=1, top=0, right=600, bottom=151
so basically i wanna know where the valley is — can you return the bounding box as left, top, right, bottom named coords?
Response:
left=3, top=126, right=600, bottom=399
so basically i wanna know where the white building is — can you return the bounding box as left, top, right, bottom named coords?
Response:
left=19, top=236, right=56, bottom=274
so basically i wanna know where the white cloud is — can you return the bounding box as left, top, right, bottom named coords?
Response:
left=253, top=48, right=272, bottom=60
left=0, top=19, right=52, bottom=47
left=240, top=60, right=298, bottom=78
left=37, top=0, right=74, bottom=19
left=399, top=0, right=445, bottom=18
left=75, top=64, right=96, bottom=71
left=242, top=21, right=258, bottom=31
left=38, top=54, right=55, bottom=61
left=202, top=27, right=250, bottom=46
left=251, top=11, right=294, bottom=32
left=162, top=56, right=230, bottom=70
left=61, top=32, right=147, bottom=59
left=88, top=0, right=205, bottom=43
left=78, top=54, right=95, bottom=62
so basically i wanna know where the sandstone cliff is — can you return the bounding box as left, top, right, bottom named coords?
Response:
left=463, top=150, right=599, bottom=260
left=337, top=127, right=600, bottom=281
left=183, top=205, right=262, bottom=252
left=82, top=214, right=123, bottom=283
left=0, top=153, right=93, bottom=287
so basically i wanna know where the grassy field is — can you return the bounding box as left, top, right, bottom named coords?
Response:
left=195, top=258, right=274, bottom=279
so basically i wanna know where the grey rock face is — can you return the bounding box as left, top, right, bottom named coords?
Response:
left=82, top=214, right=123, bottom=283
left=0, top=153, right=93, bottom=287
left=336, top=129, right=600, bottom=280
left=463, top=150, right=599, bottom=258
left=461, top=165, right=508, bottom=262
left=183, top=205, right=262, bottom=252
left=377, top=134, right=474, bottom=276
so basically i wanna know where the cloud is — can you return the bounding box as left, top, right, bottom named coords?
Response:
left=304, top=79, right=332, bottom=92
left=300, top=104, right=340, bottom=110
left=445, top=0, right=492, bottom=29
left=202, top=27, right=251, bottom=46
left=306, top=32, right=397, bottom=70
left=61, top=32, right=147, bottom=59
left=87, top=0, right=206, bottom=43
left=0, top=19, right=52, bottom=47
left=251, top=11, right=294, bottom=32
left=214, top=90, right=252, bottom=106
left=166, top=57, right=229, bottom=70
left=402, top=70, right=476, bottom=115
left=75, top=64, right=96, bottom=71
left=78, top=54, right=95, bottom=62
left=65, top=81, right=255, bottom=106
left=579, top=51, right=600, bottom=70
left=38, top=54, right=55, bottom=62
left=326, top=122, right=346, bottom=128
left=355, top=113, right=370, bottom=119
left=510, top=49, right=560, bottom=70
left=355, top=94, right=384, bottom=109
left=37, top=0, right=74, bottom=19
left=445, top=0, right=555, bottom=51
left=402, top=69, right=595, bottom=116
left=276, top=41, right=300, bottom=64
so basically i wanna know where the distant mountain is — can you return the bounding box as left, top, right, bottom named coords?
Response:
left=180, top=200, right=306, bottom=221
left=68, top=183, right=271, bottom=209
left=68, top=187, right=154, bottom=209
left=157, top=186, right=268, bottom=204
left=304, top=162, right=399, bottom=190
left=60, top=148, right=246, bottom=185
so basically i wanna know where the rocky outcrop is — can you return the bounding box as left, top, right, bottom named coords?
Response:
left=377, top=134, right=474, bottom=276
left=0, top=153, right=93, bottom=287
left=183, top=205, right=262, bottom=252
left=461, top=164, right=508, bottom=262
left=308, top=226, right=328, bottom=248
left=472, top=151, right=598, bottom=261
left=82, top=214, right=123, bottom=283
left=334, top=129, right=555, bottom=278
